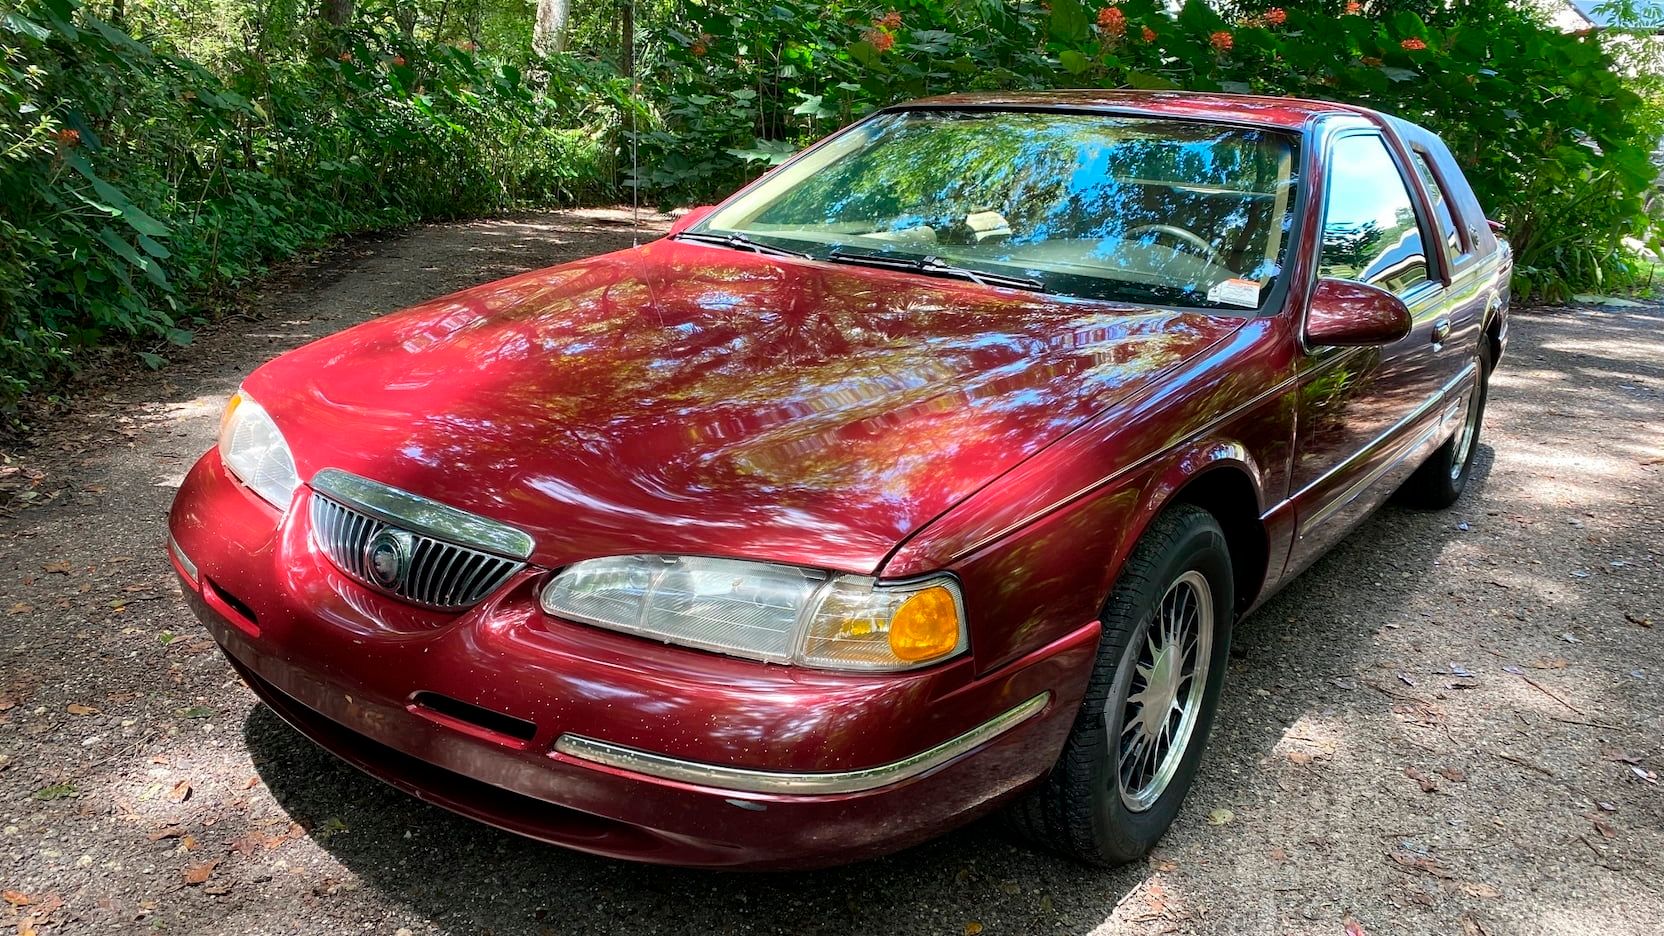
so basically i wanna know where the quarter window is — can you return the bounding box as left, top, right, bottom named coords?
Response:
left=1319, top=135, right=1430, bottom=296
left=1410, top=151, right=1464, bottom=261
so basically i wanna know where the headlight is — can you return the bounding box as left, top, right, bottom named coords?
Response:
left=218, top=390, right=299, bottom=510
left=540, top=555, right=966, bottom=671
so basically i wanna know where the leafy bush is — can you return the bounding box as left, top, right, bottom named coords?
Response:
left=642, top=0, right=1662, bottom=301
left=0, top=0, right=633, bottom=415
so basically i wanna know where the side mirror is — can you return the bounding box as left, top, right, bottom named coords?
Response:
left=1304, top=278, right=1412, bottom=348
left=666, top=205, right=717, bottom=237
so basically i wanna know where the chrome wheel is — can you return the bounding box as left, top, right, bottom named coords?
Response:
left=1113, top=570, right=1213, bottom=812
left=1449, top=381, right=1482, bottom=481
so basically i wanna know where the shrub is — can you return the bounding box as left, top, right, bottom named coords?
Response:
left=641, top=0, right=1662, bottom=301
left=0, top=0, right=633, bottom=416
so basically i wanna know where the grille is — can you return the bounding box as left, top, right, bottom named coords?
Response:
left=310, top=494, right=524, bottom=610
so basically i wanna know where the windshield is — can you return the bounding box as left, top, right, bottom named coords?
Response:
left=693, top=109, right=1300, bottom=311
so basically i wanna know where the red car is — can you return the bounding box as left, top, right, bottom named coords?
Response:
left=168, top=91, right=1509, bottom=869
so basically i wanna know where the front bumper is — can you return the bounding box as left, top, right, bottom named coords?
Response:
left=169, top=451, right=1099, bottom=869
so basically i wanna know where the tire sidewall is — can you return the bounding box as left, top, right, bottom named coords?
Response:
left=1086, top=516, right=1234, bottom=862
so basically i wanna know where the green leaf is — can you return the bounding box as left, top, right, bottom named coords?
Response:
left=1059, top=50, right=1090, bottom=74
left=1380, top=65, right=1418, bottom=82
left=1049, top=0, right=1089, bottom=42
left=137, top=352, right=166, bottom=369
left=1125, top=71, right=1181, bottom=90
left=2, top=13, right=51, bottom=40
left=848, top=40, right=879, bottom=67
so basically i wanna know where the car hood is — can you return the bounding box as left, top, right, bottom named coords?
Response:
left=247, top=239, right=1246, bottom=573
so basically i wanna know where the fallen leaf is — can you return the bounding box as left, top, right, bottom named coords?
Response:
left=167, top=780, right=192, bottom=803
left=2, top=890, right=30, bottom=906
left=65, top=703, right=99, bottom=716
left=1287, top=750, right=1314, bottom=766
left=1344, top=918, right=1368, bottom=936
left=42, top=561, right=72, bottom=574
left=204, top=880, right=233, bottom=896
left=964, top=924, right=984, bottom=936
left=182, top=860, right=218, bottom=885
left=1461, top=913, right=1492, bottom=936
left=6, top=602, right=33, bottom=615
left=1268, top=846, right=1289, bottom=862
left=1626, top=612, right=1654, bottom=628
left=147, top=826, right=185, bottom=842
left=1629, top=766, right=1657, bottom=784
left=1532, top=657, right=1569, bottom=670
left=1439, top=767, right=1468, bottom=782
left=1388, top=848, right=1455, bottom=878
left=1591, top=817, right=1617, bottom=839
left=1602, top=750, right=1643, bottom=765
left=241, top=775, right=261, bottom=791
left=181, top=834, right=199, bottom=851
left=1206, top=808, right=1235, bottom=826
left=1405, top=767, right=1438, bottom=793
left=1461, top=882, right=1502, bottom=899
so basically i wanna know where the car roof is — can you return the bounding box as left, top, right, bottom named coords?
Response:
left=899, top=90, right=1375, bottom=132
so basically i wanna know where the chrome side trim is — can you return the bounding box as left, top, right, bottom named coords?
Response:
left=310, top=468, right=534, bottom=560
left=553, top=692, right=1051, bottom=795
left=1273, top=359, right=1477, bottom=518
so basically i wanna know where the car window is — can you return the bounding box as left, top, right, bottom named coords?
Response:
left=1319, top=135, right=1430, bottom=296
left=1410, top=151, right=1464, bottom=262
left=696, top=111, right=1300, bottom=311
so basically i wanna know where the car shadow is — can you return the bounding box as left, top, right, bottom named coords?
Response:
left=242, top=450, right=1489, bottom=935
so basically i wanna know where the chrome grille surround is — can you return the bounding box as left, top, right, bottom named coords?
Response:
left=308, top=469, right=533, bottom=611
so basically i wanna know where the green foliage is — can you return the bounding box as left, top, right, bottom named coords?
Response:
left=0, top=0, right=632, bottom=415
left=643, top=0, right=1663, bottom=303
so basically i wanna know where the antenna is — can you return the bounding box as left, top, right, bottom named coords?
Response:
left=628, top=0, right=640, bottom=246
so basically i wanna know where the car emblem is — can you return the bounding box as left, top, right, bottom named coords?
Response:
left=363, top=528, right=415, bottom=590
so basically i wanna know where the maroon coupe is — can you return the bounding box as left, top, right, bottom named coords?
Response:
left=167, top=91, right=1509, bottom=868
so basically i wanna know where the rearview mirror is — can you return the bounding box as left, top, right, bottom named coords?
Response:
left=1304, top=278, right=1412, bottom=348
left=667, top=205, right=717, bottom=237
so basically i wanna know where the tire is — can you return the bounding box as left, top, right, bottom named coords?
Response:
left=1007, top=504, right=1234, bottom=866
left=1398, top=337, right=1492, bottom=509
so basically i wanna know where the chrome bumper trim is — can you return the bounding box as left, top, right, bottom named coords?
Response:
left=168, top=532, right=199, bottom=582
left=309, top=468, right=535, bottom=560
left=553, top=692, right=1050, bottom=795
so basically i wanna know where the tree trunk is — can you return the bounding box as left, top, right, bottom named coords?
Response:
left=619, top=0, right=633, bottom=80
left=533, top=0, right=570, bottom=56
left=319, top=0, right=353, bottom=28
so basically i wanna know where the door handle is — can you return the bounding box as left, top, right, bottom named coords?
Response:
left=1431, top=318, right=1452, bottom=344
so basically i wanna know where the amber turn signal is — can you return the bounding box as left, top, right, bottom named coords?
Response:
left=888, top=585, right=961, bottom=662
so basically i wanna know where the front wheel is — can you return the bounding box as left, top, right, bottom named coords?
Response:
left=1007, top=504, right=1233, bottom=866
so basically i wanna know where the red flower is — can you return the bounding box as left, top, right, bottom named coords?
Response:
left=876, top=9, right=902, bottom=29
left=1360, top=55, right=1382, bottom=65
left=1209, top=30, right=1233, bottom=52
left=1141, top=25, right=1157, bottom=41
left=1096, top=6, right=1126, bottom=37
left=1265, top=7, right=1286, bottom=25
left=391, top=54, right=406, bottom=66
left=862, top=26, right=895, bottom=52
left=338, top=51, right=353, bottom=62
left=690, top=42, right=707, bottom=56
left=1345, top=1, right=1361, bottom=12
left=1400, top=37, right=1427, bottom=50
left=54, top=128, right=79, bottom=147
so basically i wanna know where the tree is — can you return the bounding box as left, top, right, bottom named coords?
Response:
left=533, top=0, right=569, bottom=55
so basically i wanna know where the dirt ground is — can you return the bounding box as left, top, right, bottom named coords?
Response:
left=1, top=208, right=1660, bottom=936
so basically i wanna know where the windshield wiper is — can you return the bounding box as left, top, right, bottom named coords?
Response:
left=672, top=231, right=812, bottom=259
left=826, top=249, right=1047, bottom=293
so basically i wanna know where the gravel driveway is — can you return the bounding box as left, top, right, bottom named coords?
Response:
left=1, top=209, right=1660, bottom=935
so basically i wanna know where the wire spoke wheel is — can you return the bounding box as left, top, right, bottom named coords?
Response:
left=1112, top=569, right=1213, bottom=812
left=1450, top=382, right=1482, bottom=481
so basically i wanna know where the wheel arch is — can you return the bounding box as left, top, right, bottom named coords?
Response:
left=1111, top=448, right=1271, bottom=619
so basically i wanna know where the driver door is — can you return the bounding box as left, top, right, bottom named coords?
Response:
left=1286, top=130, right=1452, bottom=570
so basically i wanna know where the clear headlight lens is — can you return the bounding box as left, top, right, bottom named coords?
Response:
left=218, top=391, right=299, bottom=511
left=540, top=555, right=967, bottom=671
